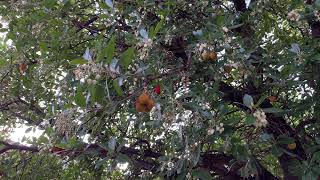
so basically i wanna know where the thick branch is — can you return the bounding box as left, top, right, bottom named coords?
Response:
left=0, top=140, right=39, bottom=154
left=0, top=140, right=277, bottom=179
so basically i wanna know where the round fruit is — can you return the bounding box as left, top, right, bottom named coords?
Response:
left=18, top=63, right=27, bottom=75
left=138, top=92, right=151, bottom=103
left=287, top=143, right=296, bottom=150
left=268, top=96, right=277, bottom=102
left=154, top=85, right=161, bottom=94
left=209, top=51, right=217, bottom=61
left=201, top=51, right=210, bottom=61
left=135, top=101, right=147, bottom=112
left=136, top=91, right=155, bottom=112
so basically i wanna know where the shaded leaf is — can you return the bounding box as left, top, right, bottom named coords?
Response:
left=192, top=169, right=212, bottom=180
left=243, top=94, right=254, bottom=108
left=113, top=79, right=123, bottom=96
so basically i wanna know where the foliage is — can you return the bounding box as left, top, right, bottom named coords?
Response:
left=0, top=0, right=320, bottom=179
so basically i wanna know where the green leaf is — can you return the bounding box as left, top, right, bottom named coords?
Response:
left=316, top=0, right=320, bottom=7
left=0, top=59, right=8, bottom=67
left=0, top=28, right=8, bottom=32
left=116, top=154, right=131, bottom=163
left=262, top=107, right=285, bottom=113
left=245, top=115, right=256, bottom=125
left=25, top=127, right=32, bottom=133
left=277, top=135, right=295, bottom=145
left=255, top=95, right=268, bottom=108
left=90, top=85, right=105, bottom=103
left=192, top=169, right=212, bottom=180
left=215, top=15, right=225, bottom=27
left=75, top=88, right=86, bottom=107
left=95, top=157, right=108, bottom=169
left=243, top=94, right=254, bottom=108
left=120, top=47, right=135, bottom=68
left=104, top=36, right=116, bottom=63
left=271, top=146, right=283, bottom=157
left=229, top=23, right=244, bottom=30
left=288, top=159, right=305, bottom=176
left=150, top=18, right=164, bottom=39
left=69, top=58, right=87, bottom=65
left=312, top=151, right=320, bottom=163
left=261, top=133, right=273, bottom=141
left=113, top=79, right=123, bottom=96
left=310, top=53, right=320, bottom=61
left=176, top=172, right=187, bottom=180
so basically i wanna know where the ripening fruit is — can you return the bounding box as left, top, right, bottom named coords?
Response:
left=201, top=51, right=210, bottom=61
left=224, top=66, right=233, bottom=74
left=268, top=96, right=277, bottom=102
left=287, top=143, right=296, bottom=150
left=18, top=63, right=27, bottom=75
left=154, top=85, right=161, bottom=94
left=209, top=51, right=217, bottom=61
left=135, top=91, right=155, bottom=112
left=201, top=51, right=217, bottom=62
left=138, top=92, right=151, bottom=103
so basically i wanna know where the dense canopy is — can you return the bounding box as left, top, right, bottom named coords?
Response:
left=0, top=0, right=320, bottom=179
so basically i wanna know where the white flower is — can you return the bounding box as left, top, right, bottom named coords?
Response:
left=253, top=109, right=268, bottom=127
left=219, top=127, right=224, bottom=133
left=207, top=128, right=215, bottom=135
left=222, top=26, right=229, bottom=33
left=87, top=78, right=93, bottom=85
left=287, top=10, right=300, bottom=21
left=54, top=109, right=78, bottom=136
left=315, top=10, right=320, bottom=21
left=199, top=43, right=207, bottom=52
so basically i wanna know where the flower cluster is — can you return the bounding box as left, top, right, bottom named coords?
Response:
left=207, top=123, right=224, bottom=135
left=137, top=38, right=153, bottom=60
left=54, top=109, right=78, bottom=137
left=253, top=109, right=268, bottom=128
left=74, top=61, right=118, bottom=83
left=287, top=10, right=300, bottom=21
left=196, top=43, right=208, bottom=53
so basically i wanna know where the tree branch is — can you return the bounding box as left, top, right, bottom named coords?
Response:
left=0, top=141, right=39, bottom=154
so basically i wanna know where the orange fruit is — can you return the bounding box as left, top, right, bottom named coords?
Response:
left=18, top=63, right=27, bottom=75
left=209, top=51, right=217, bottom=61
left=201, top=51, right=210, bottom=61
left=268, top=96, right=277, bottom=102
left=135, top=101, right=147, bottom=112
left=287, top=143, right=296, bottom=150
left=136, top=92, right=155, bottom=112
left=138, top=92, right=150, bottom=103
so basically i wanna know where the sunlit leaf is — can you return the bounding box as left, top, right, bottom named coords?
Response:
left=69, top=58, right=87, bottom=65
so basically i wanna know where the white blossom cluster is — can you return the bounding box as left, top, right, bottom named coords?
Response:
left=207, top=123, right=224, bottom=135
left=137, top=38, right=153, bottom=60
left=287, top=10, right=301, bottom=21
left=74, top=61, right=117, bottom=83
left=54, top=109, right=78, bottom=137
left=196, top=43, right=209, bottom=53
left=253, top=109, right=268, bottom=128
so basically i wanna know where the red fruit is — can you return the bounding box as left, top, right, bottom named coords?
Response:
left=154, top=85, right=161, bottom=94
